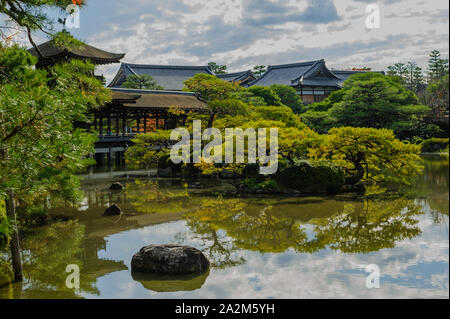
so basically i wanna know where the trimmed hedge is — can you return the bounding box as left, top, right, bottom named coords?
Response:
left=275, top=160, right=345, bottom=194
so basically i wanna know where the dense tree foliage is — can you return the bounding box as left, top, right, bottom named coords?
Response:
left=310, top=127, right=423, bottom=185
left=427, top=50, right=449, bottom=82
left=208, top=62, right=227, bottom=74
left=121, top=74, right=163, bottom=90
left=269, top=84, right=305, bottom=114
left=0, top=36, right=109, bottom=279
left=302, top=73, right=431, bottom=138
left=252, top=65, right=266, bottom=78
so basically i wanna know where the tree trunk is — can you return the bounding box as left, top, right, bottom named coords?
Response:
left=207, top=112, right=216, bottom=128
left=5, top=189, right=23, bottom=282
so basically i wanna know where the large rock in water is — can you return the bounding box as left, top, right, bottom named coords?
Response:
left=131, top=245, right=210, bottom=275
left=104, top=204, right=122, bottom=216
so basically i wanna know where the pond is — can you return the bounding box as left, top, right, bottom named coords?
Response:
left=0, top=155, right=448, bottom=299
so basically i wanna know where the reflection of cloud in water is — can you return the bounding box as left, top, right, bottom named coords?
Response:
left=81, top=211, right=448, bottom=299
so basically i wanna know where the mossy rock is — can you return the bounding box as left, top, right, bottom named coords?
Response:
left=275, top=160, right=345, bottom=194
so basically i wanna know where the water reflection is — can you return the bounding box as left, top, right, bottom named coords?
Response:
left=1, top=220, right=127, bottom=298
left=181, top=197, right=423, bottom=258
left=131, top=270, right=210, bottom=292
left=0, top=155, right=448, bottom=298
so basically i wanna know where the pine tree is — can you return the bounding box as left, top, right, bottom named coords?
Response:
left=428, top=50, right=449, bottom=82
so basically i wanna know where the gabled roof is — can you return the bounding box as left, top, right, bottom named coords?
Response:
left=108, top=63, right=214, bottom=91
left=217, top=70, right=255, bottom=83
left=28, top=40, right=125, bottom=66
left=109, top=88, right=207, bottom=110
left=331, top=70, right=386, bottom=86
left=246, top=60, right=341, bottom=88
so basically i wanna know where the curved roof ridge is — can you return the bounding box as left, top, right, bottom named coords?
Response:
left=217, top=70, right=252, bottom=77
left=245, top=65, right=275, bottom=86
left=123, top=63, right=213, bottom=73
left=110, top=87, right=198, bottom=96
left=247, top=60, right=322, bottom=87
left=269, top=60, right=322, bottom=69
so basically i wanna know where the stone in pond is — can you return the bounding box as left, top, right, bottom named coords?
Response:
left=109, top=182, right=124, bottom=191
left=131, top=244, right=210, bottom=275
left=104, top=204, right=122, bottom=216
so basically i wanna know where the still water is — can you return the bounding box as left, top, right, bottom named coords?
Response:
left=1, top=155, right=448, bottom=299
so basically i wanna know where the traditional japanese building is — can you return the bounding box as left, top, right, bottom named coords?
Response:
left=108, top=63, right=256, bottom=90
left=28, top=40, right=208, bottom=169
left=91, top=88, right=207, bottom=168
left=217, top=70, right=256, bottom=86
left=27, top=38, right=125, bottom=67
left=108, top=63, right=215, bottom=90
left=246, top=60, right=382, bottom=104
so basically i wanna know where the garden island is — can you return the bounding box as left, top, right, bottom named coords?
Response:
left=0, top=0, right=448, bottom=299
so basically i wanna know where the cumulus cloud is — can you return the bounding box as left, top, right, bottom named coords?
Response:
left=29, top=0, right=448, bottom=83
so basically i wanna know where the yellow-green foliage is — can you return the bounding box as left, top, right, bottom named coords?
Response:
left=0, top=199, right=10, bottom=250
left=0, top=258, right=14, bottom=288
left=310, top=127, right=423, bottom=185
left=125, top=130, right=173, bottom=169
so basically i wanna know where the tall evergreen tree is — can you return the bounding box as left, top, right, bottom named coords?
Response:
left=427, top=50, right=449, bottom=82
left=405, top=61, right=424, bottom=92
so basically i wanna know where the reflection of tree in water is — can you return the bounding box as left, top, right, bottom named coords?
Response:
left=1, top=220, right=126, bottom=299
left=125, top=180, right=197, bottom=214
left=184, top=198, right=246, bottom=269
left=183, top=196, right=424, bottom=268
left=301, top=199, right=423, bottom=254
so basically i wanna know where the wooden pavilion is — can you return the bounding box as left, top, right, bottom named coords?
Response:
left=28, top=39, right=207, bottom=169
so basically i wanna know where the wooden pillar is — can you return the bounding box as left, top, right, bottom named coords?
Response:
left=144, top=113, right=147, bottom=133
left=122, top=114, right=126, bottom=136
left=116, top=116, right=120, bottom=136
left=99, top=117, right=103, bottom=136
left=107, top=114, right=112, bottom=135
left=155, top=114, right=159, bottom=130
left=136, top=114, right=140, bottom=134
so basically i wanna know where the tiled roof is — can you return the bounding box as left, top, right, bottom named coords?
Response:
left=217, top=70, right=255, bottom=83
left=109, top=88, right=207, bottom=110
left=331, top=70, right=386, bottom=86
left=247, top=60, right=341, bottom=88
left=28, top=40, right=125, bottom=65
left=108, top=63, right=214, bottom=91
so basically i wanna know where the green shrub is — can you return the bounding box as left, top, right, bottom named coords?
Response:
left=241, top=178, right=281, bottom=192
left=0, top=259, right=14, bottom=288
left=420, top=138, right=449, bottom=153
left=158, top=153, right=171, bottom=169
left=275, top=160, right=345, bottom=194
left=0, top=199, right=10, bottom=250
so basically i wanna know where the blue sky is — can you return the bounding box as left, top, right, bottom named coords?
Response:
left=3, top=0, right=449, bottom=83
